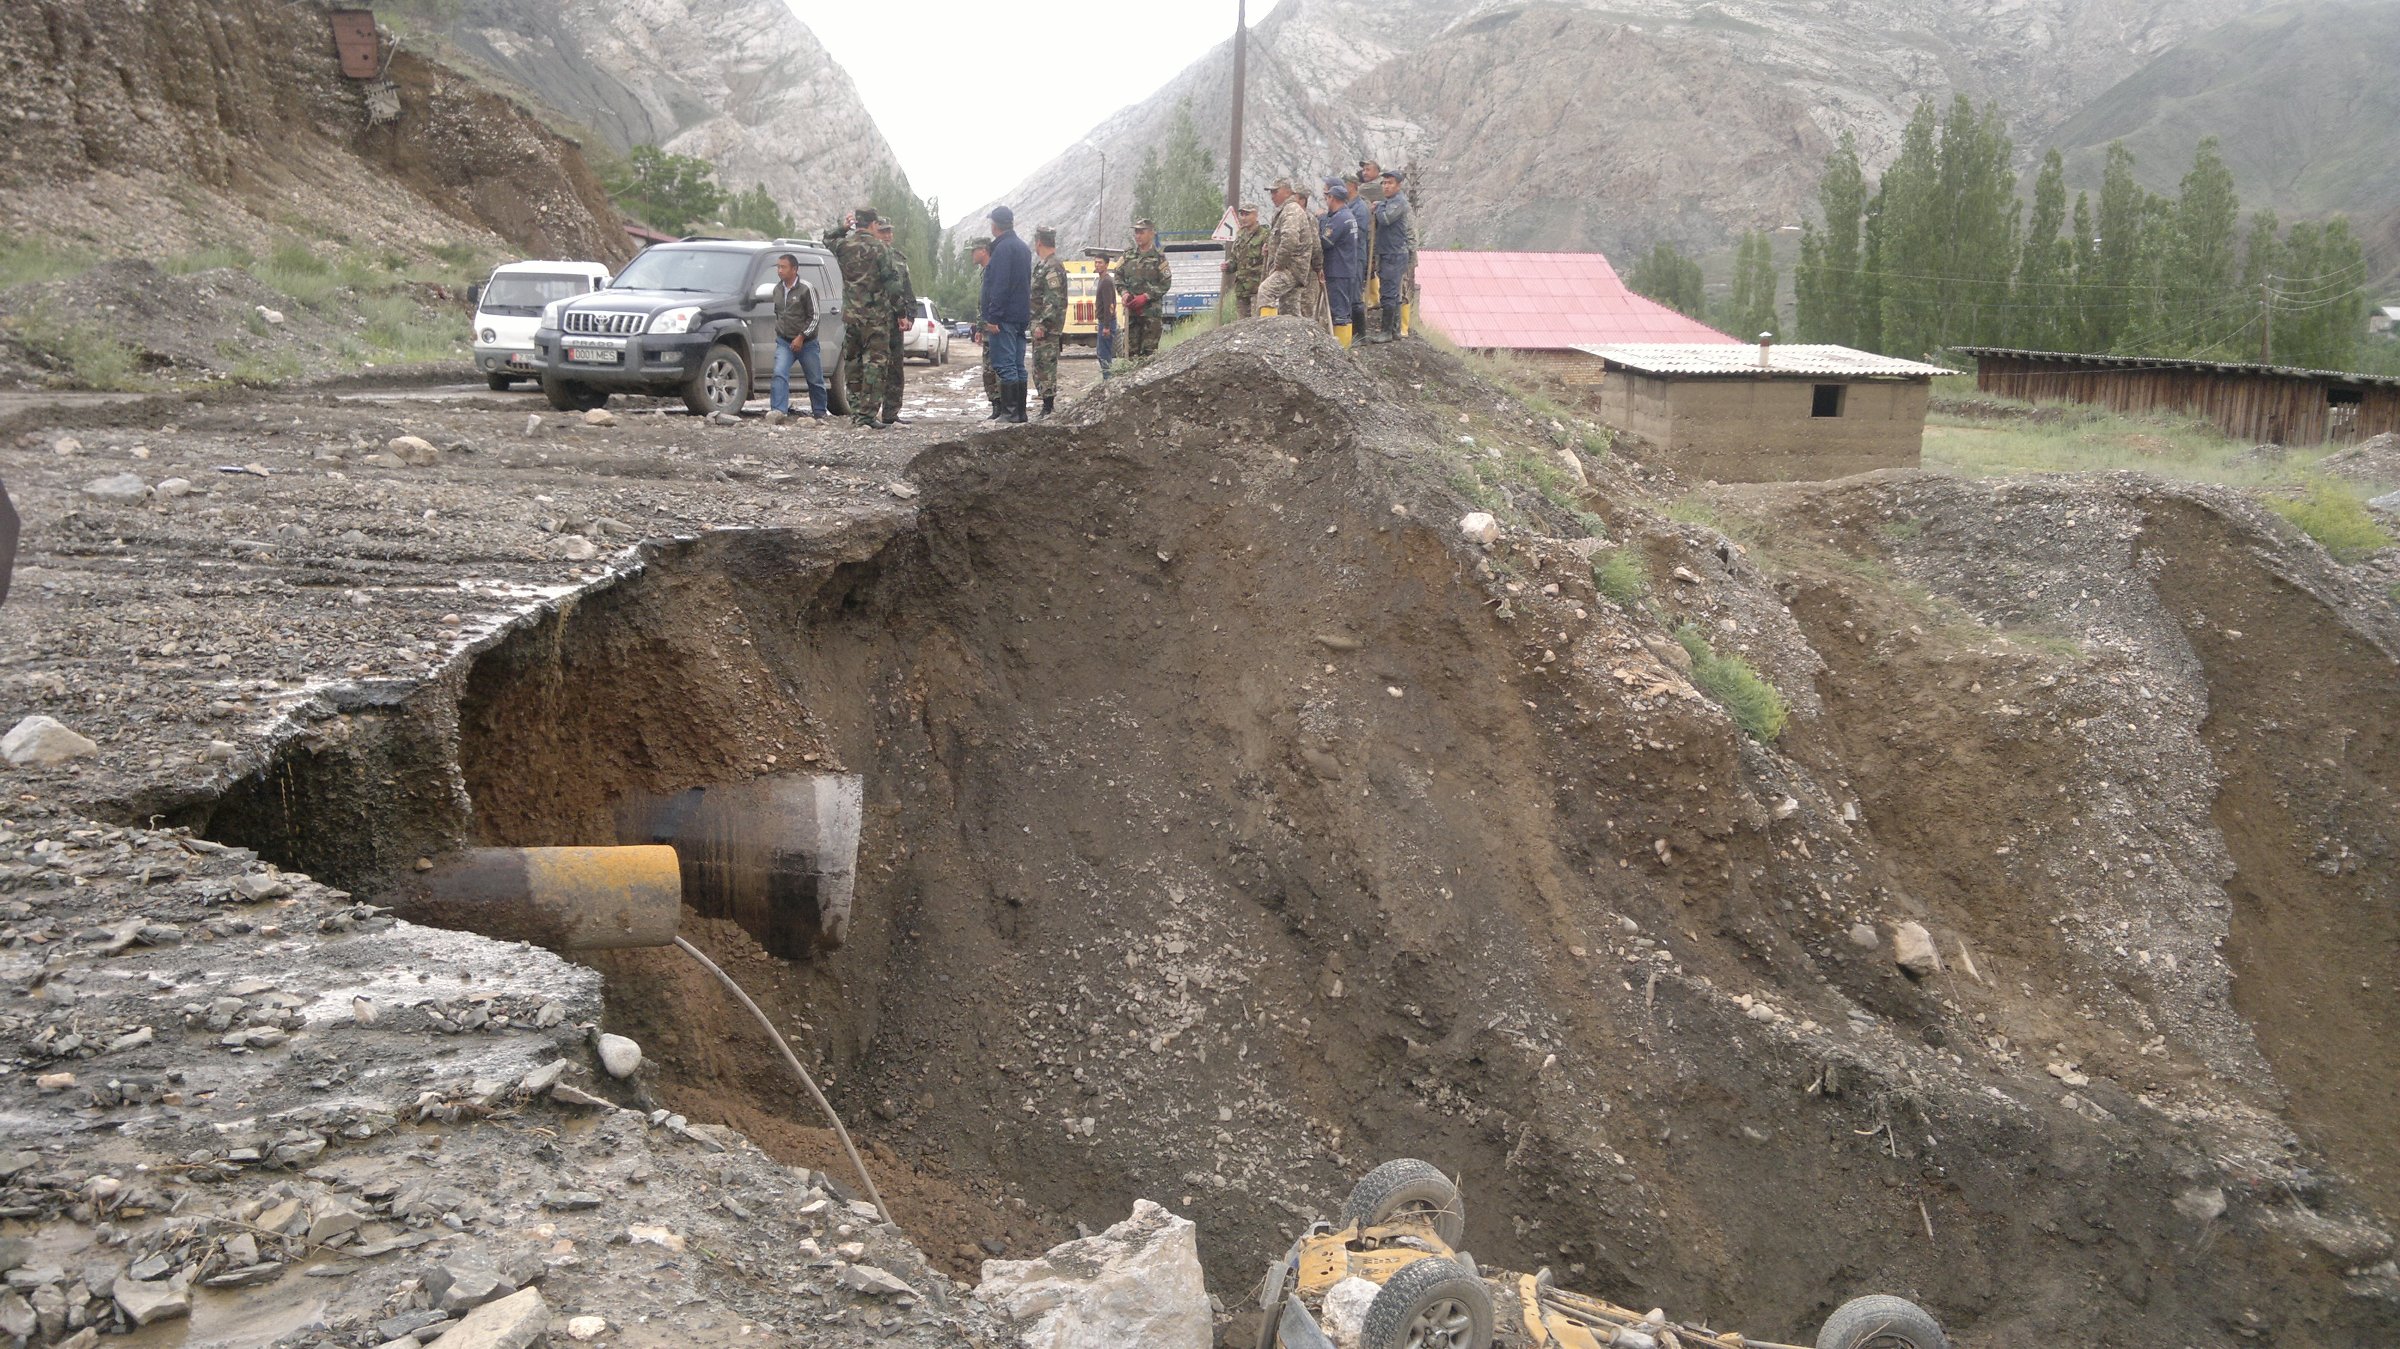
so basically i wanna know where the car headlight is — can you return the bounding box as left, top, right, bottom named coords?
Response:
left=540, top=301, right=566, bottom=331
left=649, top=306, right=702, bottom=335
left=480, top=328, right=497, bottom=344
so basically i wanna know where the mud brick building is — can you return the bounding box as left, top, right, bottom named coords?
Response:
left=1959, top=347, right=2400, bottom=445
left=1578, top=342, right=1955, bottom=482
left=1413, top=251, right=1735, bottom=382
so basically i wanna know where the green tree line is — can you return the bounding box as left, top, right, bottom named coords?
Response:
left=1794, top=99, right=2372, bottom=370
left=1625, top=230, right=1779, bottom=339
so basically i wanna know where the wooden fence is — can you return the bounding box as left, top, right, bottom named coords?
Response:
left=1965, top=350, right=2400, bottom=446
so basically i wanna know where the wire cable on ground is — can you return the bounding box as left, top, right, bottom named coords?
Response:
left=674, top=935, right=891, bottom=1226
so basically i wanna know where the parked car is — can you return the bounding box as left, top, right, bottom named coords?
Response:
left=901, top=298, right=949, bottom=365
left=471, top=260, right=611, bottom=390
left=530, top=239, right=848, bottom=417
left=950, top=320, right=975, bottom=339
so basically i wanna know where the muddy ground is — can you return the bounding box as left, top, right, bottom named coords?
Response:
left=2, top=324, right=2397, bottom=1349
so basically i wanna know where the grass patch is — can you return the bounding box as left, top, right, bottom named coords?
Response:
left=1674, top=623, right=1790, bottom=742
left=3, top=304, right=148, bottom=390
left=1592, top=548, right=1649, bottom=608
left=1923, top=401, right=2335, bottom=490
left=161, top=245, right=256, bottom=276
left=0, top=240, right=100, bottom=288
left=2269, top=482, right=2394, bottom=561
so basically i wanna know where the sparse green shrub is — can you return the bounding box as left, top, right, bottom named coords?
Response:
left=1675, top=623, right=1790, bottom=742
left=1592, top=549, right=1649, bottom=608
left=0, top=241, right=98, bottom=287
left=1568, top=508, right=1608, bottom=539
left=2270, top=482, right=2393, bottom=561
left=1580, top=427, right=1613, bottom=459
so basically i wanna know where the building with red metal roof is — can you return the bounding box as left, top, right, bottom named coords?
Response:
left=1411, top=251, right=1735, bottom=378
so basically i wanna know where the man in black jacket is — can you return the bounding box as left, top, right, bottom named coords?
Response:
left=979, top=205, right=1033, bottom=422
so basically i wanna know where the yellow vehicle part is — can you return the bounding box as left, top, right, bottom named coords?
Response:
left=1063, top=259, right=1123, bottom=346
left=1293, top=1223, right=1454, bottom=1298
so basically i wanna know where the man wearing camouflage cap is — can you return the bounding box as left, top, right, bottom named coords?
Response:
left=1255, top=178, right=1313, bottom=319
left=1114, top=218, right=1171, bottom=360
left=828, top=207, right=906, bottom=429
left=874, top=218, right=914, bottom=424
left=1225, top=203, right=1266, bottom=318
left=1028, top=226, right=1070, bottom=418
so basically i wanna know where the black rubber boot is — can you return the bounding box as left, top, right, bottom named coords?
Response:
left=998, top=382, right=1025, bottom=423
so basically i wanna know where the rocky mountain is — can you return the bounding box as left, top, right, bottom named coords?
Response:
left=2038, top=0, right=2400, bottom=273
left=974, top=0, right=2273, bottom=255
left=436, top=0, right=903, bottom=232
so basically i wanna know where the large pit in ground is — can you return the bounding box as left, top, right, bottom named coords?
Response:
left=178, top=331, right=2400, bottom=1347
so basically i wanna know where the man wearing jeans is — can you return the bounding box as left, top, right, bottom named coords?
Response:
left=1092, top=253, right=1118, bottom=379
left=769, top=253, right=825, bottom=421
left=980, top=204, right=1032, bottom=423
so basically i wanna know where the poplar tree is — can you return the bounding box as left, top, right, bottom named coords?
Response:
left=1796, top=132, right=1865, bottom=345
left=1131, top=100, right=1224, bottom=235
left=1719, top=231, right=1779, bottom=338
left=1627, top=243, right=1706, bottom=319
left=2015, top=150, right=2069, bottom=349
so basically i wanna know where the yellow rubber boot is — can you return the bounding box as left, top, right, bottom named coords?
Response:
left=1335, top=323, right=1353, bottom=348
left=1400, top=302, right=1413, bottom=337
left=1258, top=305, right=1279, bottom=318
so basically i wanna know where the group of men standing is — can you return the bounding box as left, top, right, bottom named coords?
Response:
left=1226, top=160, right=1415, bottom=347
left=773, top=207, right=914, bottom=430
left=971, top=206, right=1170, bottom=422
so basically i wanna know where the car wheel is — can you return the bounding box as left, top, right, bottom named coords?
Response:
left=487, top=372, right=515, bottom=391
left=541, top=377, right=608, bottom=412
left=683, top=343, right=750, bottom=417
left=1815, top=1296, right=1948, bottom=1349
left=826, top=367, right=850, bottom=417
left=1358, top=1259, right=1491, bottom=1349
left=1342, top=1159, right=1465, bottom=1247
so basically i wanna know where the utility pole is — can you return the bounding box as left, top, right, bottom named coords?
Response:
left=2261, top=276, right=2273, bottom=365
left=1227, top=0, right=1247, bottom=219
left=1096, top=149, right=1109, bottom=249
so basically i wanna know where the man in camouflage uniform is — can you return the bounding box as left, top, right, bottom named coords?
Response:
left=828, top=207, right=906, bottom=428
left=1027, top=227, right=1070, bottom=418
left=874, top=219, right=914, bottom=424
left=1225, top=203, right=1265, bottom=317
left=970, top=239, right=1000, bottom=416
left=1255, top=178, right=1314, bottom=318
left=1114, top=218, right=1171, bottom=359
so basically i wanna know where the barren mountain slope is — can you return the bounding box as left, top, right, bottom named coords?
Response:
left=975, top=0, right=2269, bottom=254
left=0, top=0, right=627, bottom=262
left=437, top=0, right=904, bottom=232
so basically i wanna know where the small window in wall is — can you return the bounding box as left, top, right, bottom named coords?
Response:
left=1812, top=383, right=1845, bottom=418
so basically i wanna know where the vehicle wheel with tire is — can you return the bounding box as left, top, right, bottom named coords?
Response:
left=541, top=377, right=608, bottom=412
left=683, top=342, right=750, bottom=417
left=1342, top=1159, right=1465, bottom=1247
left=1815, top=1296, right=1948, bottom=1349
left=826, top=366, right=850, bottom=417
left=487, top=372, right=515, bottom=391
left=1359, top=1258, right=1491, bottom=1349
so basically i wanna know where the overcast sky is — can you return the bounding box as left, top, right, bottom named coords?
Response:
left=794, top=1, right=1286, bottom=214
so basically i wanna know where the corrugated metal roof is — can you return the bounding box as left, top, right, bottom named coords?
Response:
left=1955, top=346, right=2400, bottom=390
left=1413, top=252, right=1738, bottom=350
left=1574, top=344, right=1957, bottom=377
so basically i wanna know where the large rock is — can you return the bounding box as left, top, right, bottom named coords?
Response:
left=1891, top=921, right=1943, bottom=979
left=79, top=473, right=150, bottom=502
left=2, top=715, right=99, bottom=767
left=426, top=1286, right=549, bottom=1349
left=976, top=1200, right=1209, bottom=1349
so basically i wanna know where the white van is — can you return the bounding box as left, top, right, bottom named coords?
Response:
left=472, top=260, right=612, bottom=389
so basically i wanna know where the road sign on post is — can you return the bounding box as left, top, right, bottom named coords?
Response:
left=329, top=9, right=381, bottom=78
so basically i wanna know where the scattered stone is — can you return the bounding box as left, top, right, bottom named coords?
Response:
left=426, top=1261, right=511, bottom=1313
left=256, top=305, right=286, bottom=325
left=308, top=1202, right=363, bottom=1243
left=887, top=480, right=920, bottom=500
left=1320, top=1275, right=1382, bottom=1346
left=1773, top=795, right=1801, bottom=820
left=3, top=715, right=100, bottom=767
left=353, top=996, right=380, bottom=1026
left=594, top=1033, right=642, bottom=1079
left=1457, top=511, right=1499, bottom=545
left=379, top=1310, right=452, bottom=1340
left=2174, top=1187, right=2227, bottom=1222
left=1671, top=565, right=1702, bottom=585
left=425, top=1286, right=549, bottom=1349
left=155, top=477, right=196, bottom=499
left=541, top=1192, right=602, bottom=1212
left=836, top=1263, right=919, bottom=1297
left=204, top=1262, right=285, bottom=1289
left=113, top=1278, right=190, bottom=1326
left=625, top=1225, right=684, bottom=1252
left=564, top=1316, right=609, bottom=1341
left=1847, top=923, right=1881, bottom=952
left=518, top=1061, right=568, bottom=1095
left=2046, top=1062, right=2091, bottom=1088
left=709, top=411, right=741, bottom=427
left=0, top=1293, right=32, bottom=1341
left=976, top=1199, right=1210, bottom=1349
left=523, top=414, right=543, bottom=437
left=548, top=1084, right=612, bottom=1109
left=553, top=536, right=600, bottom=561
left=581, top=410, right=618, bottom=428
left=80, top=473, right=150, bottom=503
left=1891, top=922, right=1942, bottom=978
left=388, top=436, right=441, bottom=466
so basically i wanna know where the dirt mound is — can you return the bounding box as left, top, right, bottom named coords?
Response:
left=2320, top=432, right=2400, bottom=489
left=356, top=322, right=2398, bottom=1345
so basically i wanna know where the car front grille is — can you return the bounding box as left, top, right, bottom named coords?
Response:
left=563, top=310, right=648, bottom=336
